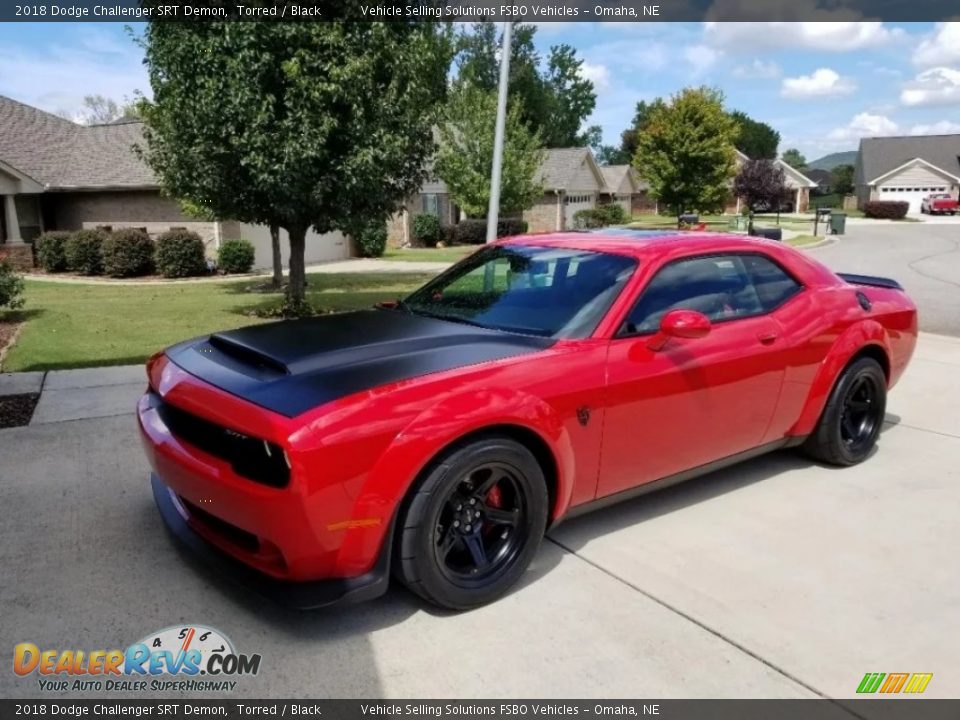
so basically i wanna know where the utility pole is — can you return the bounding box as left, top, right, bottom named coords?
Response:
left=485, top=21, right=513, bottom=244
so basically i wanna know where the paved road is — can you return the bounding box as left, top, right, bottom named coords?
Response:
left=809, top=222, right=960, bottom=336
left=2, top=334, right=959, bottom=702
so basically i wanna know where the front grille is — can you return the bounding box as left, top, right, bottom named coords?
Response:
left=152, top=393, right=290, bottom=488
left=180, top=496, right=259, bottom=553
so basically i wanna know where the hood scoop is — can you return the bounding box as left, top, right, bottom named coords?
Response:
left=207, top=333, right=290, bottom=376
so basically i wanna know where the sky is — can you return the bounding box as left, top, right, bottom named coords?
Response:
left=1, top=21, right=959, bottom=162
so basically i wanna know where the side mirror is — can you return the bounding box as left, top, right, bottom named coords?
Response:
left=647, top=309, right=711, bottom=351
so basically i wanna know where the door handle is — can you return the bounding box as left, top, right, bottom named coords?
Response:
left=758, top=332, right=778, bottom=345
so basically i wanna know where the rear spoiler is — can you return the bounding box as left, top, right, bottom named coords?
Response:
left=837, top=273, right=904, bottom=291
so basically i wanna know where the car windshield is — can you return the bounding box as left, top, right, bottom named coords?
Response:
left=400, top=245, right=637, bottom=338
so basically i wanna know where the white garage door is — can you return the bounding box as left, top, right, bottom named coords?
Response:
left=237, top=224, right=350, bottom=270
left=879, top=184, right=949, bottom=214
left=564, top=193, right=595, bottom=229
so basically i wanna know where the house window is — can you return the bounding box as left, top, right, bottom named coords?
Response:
left=422, top=194, right=440, bottom=217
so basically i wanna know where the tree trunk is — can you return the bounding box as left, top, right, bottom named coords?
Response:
left=270, top=223, right=282, bottom=289
left=286, top=225, right=307, bottom=314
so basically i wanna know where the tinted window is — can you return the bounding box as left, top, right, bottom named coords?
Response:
left=402, top=245, right=636, bottom=338
left=624, top=255, right=765, bottom=334
left=740, top=255, right=802, bottom=311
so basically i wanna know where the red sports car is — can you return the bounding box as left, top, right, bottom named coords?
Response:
left=139, top=231, right=917, bottom=610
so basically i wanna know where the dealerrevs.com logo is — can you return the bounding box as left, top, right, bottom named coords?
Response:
left=13, top=625, right=261, bottom=693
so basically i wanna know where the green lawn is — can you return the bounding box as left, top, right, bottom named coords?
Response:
left=3, top=272, right=436, bottom=372
left=628, top=214, right=732, bottom=229
left=382, top=245, right=477, bottom=263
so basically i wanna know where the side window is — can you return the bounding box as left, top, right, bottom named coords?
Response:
left=740, top=255, right=802, bottom=311
left=623, top=255, right=764, bottom=334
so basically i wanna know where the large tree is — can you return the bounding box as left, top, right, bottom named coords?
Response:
left=434, top=86, right=544, bottom=218
left=733, top=159, right=788, bottom=231
left=781, top=148, right=808, bottom=171
left=620, top=99, right=665, bottom=160
left=633, top=87, right=739, bottom=225
left=730, top=110, right=780, bottom=159
left=139, top=22, right=451, bottom=311
left=833, top=163, right=855, bottom=195
left=454, top=23, right=595, bottom=148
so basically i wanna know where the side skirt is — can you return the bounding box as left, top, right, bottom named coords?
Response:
left=555, top=437, right=805, bottom=526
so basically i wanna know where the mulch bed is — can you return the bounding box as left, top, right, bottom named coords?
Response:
left=0, top=393, right=39, bottom=429
left=0, top=319, right=19, bottom=354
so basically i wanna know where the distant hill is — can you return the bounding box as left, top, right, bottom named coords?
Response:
left=807, top=151, right=857, bottom=171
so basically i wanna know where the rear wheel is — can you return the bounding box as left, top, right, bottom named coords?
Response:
left=803, top=357, right=887, bottom=466
left=396, top=436, right=548, bottom=610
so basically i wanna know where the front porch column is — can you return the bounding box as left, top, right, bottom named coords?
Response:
left=795, top=188, right=802, bottom=214
left=3, top=194, right=21, bottom=241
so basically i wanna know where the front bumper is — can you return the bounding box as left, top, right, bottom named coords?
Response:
left=152, top=473, right=391, bottom=609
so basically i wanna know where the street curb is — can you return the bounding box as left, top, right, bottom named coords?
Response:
left=794, top=237, right=835, bottom=251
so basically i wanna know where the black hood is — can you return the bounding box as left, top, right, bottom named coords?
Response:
left=165, top=309, right=554, bottom=417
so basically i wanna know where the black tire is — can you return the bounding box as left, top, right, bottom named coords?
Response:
left=395, top=435, right=548, bottom=610
left=803, top=356, right=887, bottom=466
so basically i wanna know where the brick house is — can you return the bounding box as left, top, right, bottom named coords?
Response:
left=523, top=148, right=608, bottom=233
left=727, top=150, right=818, bottom=214
left=0, top=95, right=350, bottom=270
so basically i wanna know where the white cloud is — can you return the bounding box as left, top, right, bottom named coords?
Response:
left=781, top=68, right=857, bottom=99
left=827, top=112, right=899, bottom=143
left=732, top=59, right=781, bottom=79
left=704, top=21, right=903, bottom=53
left=908, top=120, right=960, bottom=135
left=683, top=45, right=721, bottom=75
left=825, top=113, right=960, bottom=145
left=900, top=67, right=960, bottom=107
left=579, top=62, right=610, bottom=92
left=912, top=22, right=960, bottom=67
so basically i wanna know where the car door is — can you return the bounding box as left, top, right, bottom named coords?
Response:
left=596, top=253, right=790, bottom=498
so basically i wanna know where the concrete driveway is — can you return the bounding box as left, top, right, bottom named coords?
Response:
left=1, top=332, right=957, bottom=702
left=810, top=222, right=960, bottom=336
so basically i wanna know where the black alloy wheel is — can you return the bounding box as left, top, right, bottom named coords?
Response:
left=804, top=356, right=887, bottom=466
left=395, top=436, right=548, bottom=610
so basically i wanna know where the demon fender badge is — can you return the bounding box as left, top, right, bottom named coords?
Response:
left=577, top=406, right=591, bottom=427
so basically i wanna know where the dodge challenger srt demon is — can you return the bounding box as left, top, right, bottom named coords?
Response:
left=139, top=231, right=917, bottom=610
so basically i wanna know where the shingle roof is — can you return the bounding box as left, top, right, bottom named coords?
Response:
left=0, top=95, right=156, bottom=190
left=599, top=164, right=644, bottom=193
left=858, top=134, right=960, bottom=184
left=537, top=147, right=606, bottom=192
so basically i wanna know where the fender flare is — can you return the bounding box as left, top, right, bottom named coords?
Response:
left=334, top=387, right=574, bottom=571
left=790, top=319, right=891, bottom=437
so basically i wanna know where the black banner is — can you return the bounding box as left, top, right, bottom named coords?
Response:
left=3, top=701, right=960, bottom=720
left=3, top=0, right=960, bottom=23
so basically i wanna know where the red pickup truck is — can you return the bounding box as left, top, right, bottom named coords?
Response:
left=920, top=193, right=959, bottom=215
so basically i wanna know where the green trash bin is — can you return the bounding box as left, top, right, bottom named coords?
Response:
left=829, top=212, right=847, bottom=235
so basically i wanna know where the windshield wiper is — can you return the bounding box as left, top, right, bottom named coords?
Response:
left=404, top=305, right=488, bottom=329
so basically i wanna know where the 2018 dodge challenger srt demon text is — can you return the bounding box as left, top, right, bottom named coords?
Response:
left=140, top=231, right=917, bottom=610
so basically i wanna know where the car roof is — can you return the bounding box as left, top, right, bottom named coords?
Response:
left=500, top=229, right=786, bottom=259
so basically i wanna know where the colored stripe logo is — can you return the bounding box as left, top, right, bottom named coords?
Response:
left=857, top=672, right=932, bottom=694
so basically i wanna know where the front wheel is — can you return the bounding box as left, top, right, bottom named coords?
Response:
left=395, top=436, right=548, bottom=610
left=803, top=356, right=887, bottom=466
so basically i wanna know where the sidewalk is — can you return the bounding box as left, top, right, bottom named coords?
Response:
left=22, top=258, right=450, bottom=287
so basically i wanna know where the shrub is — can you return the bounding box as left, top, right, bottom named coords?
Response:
left=0, top=257, right=25, bottom=311
left=218, top=239, right=256, bottom=274
left=412, top=214, right=442, bottom=247
left=102, top=228, right=155, bottom=277
left=355, top=222, right=387, bottom=258
left=454, top=218, right=529, bottom=245
left=35, top=231, right=72, bottom=272
left=863, top=200, right=909, bottom=220
left=65, top=229, right=107, bottom=275
left=596, top=203, right=628, bottom=225
left=155, top=229, right=207, bottom=278
left=573, top=208, right=606, bottom=229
